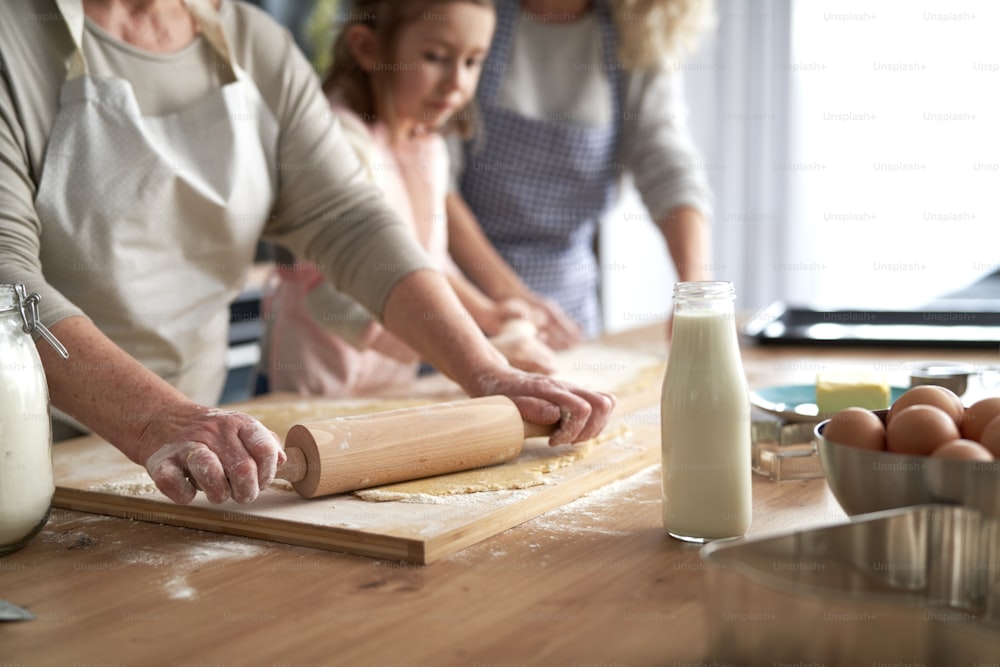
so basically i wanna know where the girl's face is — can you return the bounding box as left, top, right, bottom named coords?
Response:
left=386, top=3, right=495, bottom=136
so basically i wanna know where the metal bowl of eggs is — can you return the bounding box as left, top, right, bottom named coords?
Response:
left=815, top=388, right=1000, bottom=518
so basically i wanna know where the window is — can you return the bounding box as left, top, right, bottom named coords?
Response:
left=603, top=0, right=1000, bottom=333
left=788, top=1, right=1000, bottom=309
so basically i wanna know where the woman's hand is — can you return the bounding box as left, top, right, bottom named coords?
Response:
left=383, top=270, right=613, bottom=446
left=134, top=406, right=286, bottom=505
left=40, top=317, right=289, bottom=506
left=468, top=368, right=615, bottom=446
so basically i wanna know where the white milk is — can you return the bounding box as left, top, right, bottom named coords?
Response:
left=660, top=283, right=751, bottom=542
left=0, top=287, right=55, bottom=553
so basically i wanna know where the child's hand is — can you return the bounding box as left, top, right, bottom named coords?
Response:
left=494, top=297, right=534, bottom=322
left=495, top=297, right=583, bottom=350
left=488, top=318, right=558, bottom=375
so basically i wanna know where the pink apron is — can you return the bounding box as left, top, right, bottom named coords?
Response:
left=263, top=105, right=450, bottom=396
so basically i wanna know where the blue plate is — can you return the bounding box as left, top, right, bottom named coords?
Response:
left=750, top=384, right=906, bottom=423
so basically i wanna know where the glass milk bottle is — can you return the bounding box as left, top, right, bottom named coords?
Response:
left=660, top=281, right=751, bottom=542
left=1, top=283, right=68, bottom=555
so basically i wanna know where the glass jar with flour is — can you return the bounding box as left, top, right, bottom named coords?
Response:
left=1, top=283, right=68, bottom=556
left=660, top=281, right=751, bottom=542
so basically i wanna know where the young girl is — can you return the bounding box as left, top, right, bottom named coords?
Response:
left=262, top=0, right=555, bottom=397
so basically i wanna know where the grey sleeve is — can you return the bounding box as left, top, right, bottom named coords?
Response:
left=253, top=20, right=435, bottom=321
left=303, top=280, right=380, bottom=347
left=0, top=23, right=86, bottom=329
left=622, top=67, right=714, bottom=224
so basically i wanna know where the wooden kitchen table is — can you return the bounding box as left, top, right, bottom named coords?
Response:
left=2, top=325, right=996, bottom=666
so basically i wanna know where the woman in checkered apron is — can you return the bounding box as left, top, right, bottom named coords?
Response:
left=450, top=0, right=715, bottom=342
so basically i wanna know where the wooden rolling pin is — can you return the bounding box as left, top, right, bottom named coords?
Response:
left=276, top=396, right=553, bottom=498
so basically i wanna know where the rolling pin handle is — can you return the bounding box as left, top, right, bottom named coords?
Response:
left=523, top=421, right=557, bottom=439
left=275, top=446, right=308, bottom=484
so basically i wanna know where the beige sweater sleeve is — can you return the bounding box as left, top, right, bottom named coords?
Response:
left=0, top=2, right=72, bottom=326
left=0, top=0, right=432, bottom=329
left=244, top=19, right=433, bottom=315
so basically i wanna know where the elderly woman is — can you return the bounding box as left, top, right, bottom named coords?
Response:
left=0, top=0, right=612, bottom=506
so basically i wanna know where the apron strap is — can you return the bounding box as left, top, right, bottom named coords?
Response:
left=183, top=0, right=247, bottom=80
left=53, top=0, right=88, bottom=79
left=51, top=0, right=243, bottom=80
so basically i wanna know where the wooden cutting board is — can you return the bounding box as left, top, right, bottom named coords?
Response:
left=51, top=343, right=665, bottom=564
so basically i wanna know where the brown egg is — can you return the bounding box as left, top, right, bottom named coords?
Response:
left=931, top=439, right=995, bottom=462
left=886, top=404, right=961, bottom=456
left=887, top=385, right=964, bottom=427
left=823, top=408, right=886, bottom=451
left=978, top=416, right=1000, bottom=457
left=960, top=397, right=1000, bottom=442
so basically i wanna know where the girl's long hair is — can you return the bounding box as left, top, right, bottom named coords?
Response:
left=322, top=0, right=494, bottom=139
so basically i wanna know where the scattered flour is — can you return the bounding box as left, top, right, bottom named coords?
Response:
left=53, top=512, right=118, bottom=525
left=38, top=529, right=99, bottom=549
left=119, top=549, right=171, bottom=568
left=521, top=464, right=661, bottom=536
left=103, top=533, right=273, bottom=601
left=445, top=465, right=661, bottom=565
left=116, top=536, right=269, bottom=563
left=166, top=575, right=197, bottom=601
left=41, top=515, right=272, bottom=600
left=360, top=487, right=537, bottom=506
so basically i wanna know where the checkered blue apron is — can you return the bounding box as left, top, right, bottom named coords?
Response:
left=459, top=0, right=623, bottom=337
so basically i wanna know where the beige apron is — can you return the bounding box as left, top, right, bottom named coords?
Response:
left=36, top=0, right=279, bottom=405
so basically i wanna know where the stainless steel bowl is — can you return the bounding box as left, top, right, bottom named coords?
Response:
left=909, top=361, right=974, bottom=396
left=815, top=413, right=1000, bottom=518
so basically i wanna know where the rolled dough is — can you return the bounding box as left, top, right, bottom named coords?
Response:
left=354, top=423, right=631, bottom=502
left=353, top=343, right=663, bottom=502
left=247, top=344, right=664, bottom=503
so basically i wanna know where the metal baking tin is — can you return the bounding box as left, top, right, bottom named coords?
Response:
left=700, top=505, right=1000, bottom=665
left=751, top=420, right=823, bottom=482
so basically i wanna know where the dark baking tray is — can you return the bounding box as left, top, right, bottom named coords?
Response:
left=743, top=301, right=1000, bottom=348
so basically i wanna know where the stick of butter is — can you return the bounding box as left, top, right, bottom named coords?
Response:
left=815, top=372, right=891, bottom=414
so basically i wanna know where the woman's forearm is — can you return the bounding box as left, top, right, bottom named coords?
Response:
left=381, top=269, right=506, bottom=392
left=656, top=205, right=713, bottom=282
left=446, top=191, right=584, bottom=348
left=446, top=271, right=506, bottom=337
left=446, top=191, right=527, bottom=301
left=38, top=316, right=191, bottom=462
